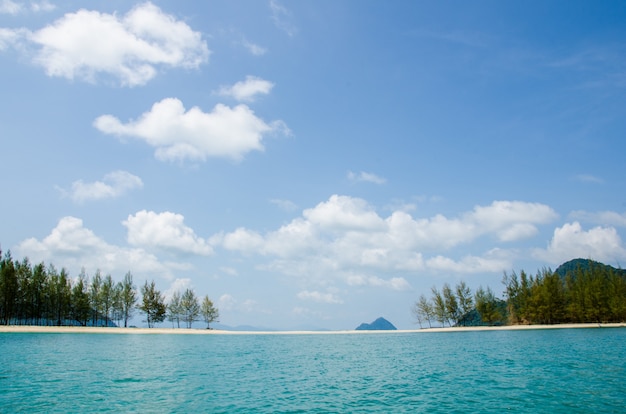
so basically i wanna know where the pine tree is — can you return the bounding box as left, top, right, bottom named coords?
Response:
left=201, top=295, right=219, bottom=329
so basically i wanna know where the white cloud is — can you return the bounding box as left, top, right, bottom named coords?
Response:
left=30, top=0, right=54, bottom=13
left=426, top=252, right=511, bottom=274
left=303, top=195, right=386, bottom=231
left=241, top=39, right=267, bottom=56
left=123, top=210, right=213, bottom=256
left=60, top=170, right=143, bottom=203
left=269, top=0, right=297, bottom=37
left=345, top=275, right=411, bottom=291
left=0, top=27, right=27, bottom=50
left=270, top=198, right=298, bottom=212
left=533, top=222, right=626, bottom=265
left=0, top=0, right=54, bottom=14
left=569, top=210, right=626, bottom=227
left=16, top=216, right=174, bottom=279
left=347, top=171, right=386, bottom=185
left=220, top=227, right=265, bottom=252
left=0, top=0, right=21, bottom=14
left=94, top=98, right=289, bottom=162
left=217, top=195, right=554, bottom=288
left=469, top=200, right=558, bottom=242
left=297, top=290, right=343, bottom=304
left=163, top=277, right=192, bottom=301
left=217, top=76, right=274, bottom=102
left=574, top=174, right=604, bottom=184
left=23, top=2, right=208, bottom=86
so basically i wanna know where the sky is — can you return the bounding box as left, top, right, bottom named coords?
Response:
left=1, top=1, right=625, bottom=330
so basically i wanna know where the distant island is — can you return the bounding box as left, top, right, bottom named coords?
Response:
left=355, top=317, right=397, bottom=330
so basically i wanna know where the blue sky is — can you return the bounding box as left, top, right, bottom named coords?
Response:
left=1, top=0, right=625, bottom=330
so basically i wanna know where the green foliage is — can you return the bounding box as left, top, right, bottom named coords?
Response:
left=201, top=295, right=219, bottom=329
left=412, top=294, right=434, bottom=328
left=502, top=259, right=626, bottom=324
left=0, top=252, right=222, bottom=329
left=139, top=280, right=166, bottom=328
left=474, top=286, right=503, bottom=325
left=119, top=272, right=137, bottom=328
left=167, top=291, right=182, bottom=328
left=417, top=259, right=625, bottom=328
left=181, top=288, right=200, bottom=329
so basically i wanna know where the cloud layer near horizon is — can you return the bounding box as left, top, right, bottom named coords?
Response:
left=17, top=195, right=624, bottom=297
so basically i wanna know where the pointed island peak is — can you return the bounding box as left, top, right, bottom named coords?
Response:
left=355, top=317, right=397, bottom=331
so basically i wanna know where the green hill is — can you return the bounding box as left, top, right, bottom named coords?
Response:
left=554, top=258, right=626, bottom=279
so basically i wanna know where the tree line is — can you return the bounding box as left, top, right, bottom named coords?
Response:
left=0, top=250, right=219, bottom=329
left=413, top=260, right=626, bottom=328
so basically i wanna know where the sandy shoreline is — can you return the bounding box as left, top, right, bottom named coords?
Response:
left=0, top=323, right=624, bottom=335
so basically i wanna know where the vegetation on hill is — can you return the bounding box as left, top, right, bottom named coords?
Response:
left=414, top=259, right=626, bottom=328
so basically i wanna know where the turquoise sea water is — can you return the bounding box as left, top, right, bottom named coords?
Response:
left=1, top=328, right=625, bottom=413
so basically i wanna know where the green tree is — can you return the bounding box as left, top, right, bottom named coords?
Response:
left=119, top=272, right=137, bottom=328
left=201, top=295, right=219, bottom=329
left=90, top=270, right=102, bottom=326
left=431, top=286, right=448, bottom=327
left=167, top=291, right=183, bottom=328
left=181, top=288, right=200, bottom=329
left=443, top=283, right=460, bottom=326
left=455, top=281, right=473, bottom=325
left=475, top=286, right=501, bottom=325
left=0, top=251, right=18, bottom=324
left=100, top=274, right=115, bottom=326
left=15, top=257, right=33, bottom=324
left=412, top=294, right=434, bottom=328
left=111, top=282, right=123, bottom=326
left=140, top=280, right=166, bottom=328
left=30, top=263, right=47, bottom=325
left=71, top=270, right=91, bottom=326
left=530, top=268, right=565, bottom=324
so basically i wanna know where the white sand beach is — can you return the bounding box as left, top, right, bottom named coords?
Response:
left=0, top=323, right=624, bottom=335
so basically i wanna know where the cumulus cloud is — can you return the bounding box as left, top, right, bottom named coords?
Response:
left=123, top=210, right=213, bottom=256
left=468, top=200, right=558, bottom=242
left=94, top=98, right=289, bottom=162
left=533, top=222, right=626, bottom=265
left=217, top=76, right=274, bottom=102
left=303, top=195, right=386, bottom=232
left=12, top=2, right=208, bottom=86
left=16, top=216, right=174, bottom=278
left=347, top=171, right=386, bottom=185
left=297, top=290, right=343, bottom=304
left=217, top=195, right=556, bottom=287
left=60, top=170, right=143, bottom=203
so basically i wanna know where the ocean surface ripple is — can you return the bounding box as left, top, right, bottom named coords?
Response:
left=1, top=329, right=625, bottom=412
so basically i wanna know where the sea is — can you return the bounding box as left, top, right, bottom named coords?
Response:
left=1, top=328, right=624, bottom=413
